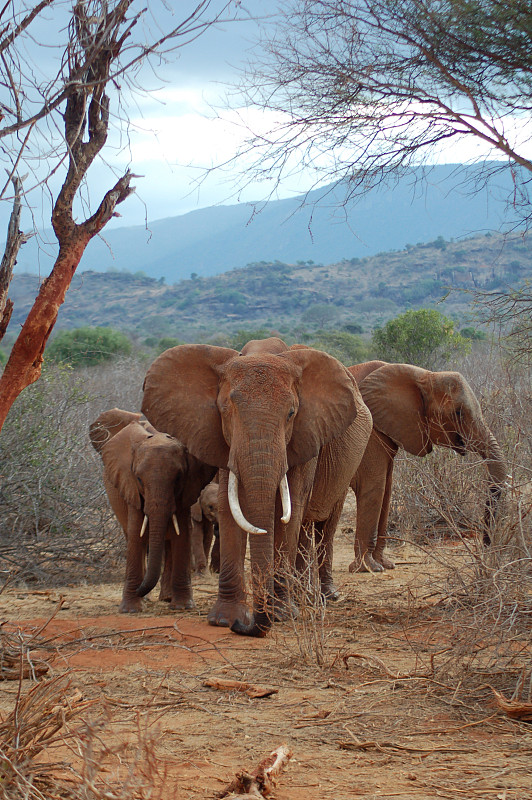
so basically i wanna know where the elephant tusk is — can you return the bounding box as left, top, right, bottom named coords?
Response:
left=280, top=473, right=291, bottom=524
left=228, top=471, right=267, bottom=534
left=172, top=514, right=179, bottom=535
left=140, top=515, right=148, bottom=538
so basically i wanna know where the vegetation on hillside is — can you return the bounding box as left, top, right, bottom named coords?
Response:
left=6, top=232, right=531, bottom=347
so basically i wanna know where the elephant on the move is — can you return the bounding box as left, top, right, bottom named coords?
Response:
left=347, top=362, right=508, bottom=572
left=142, top=342, right=372, bottom=637
left=90, top=408, right=215, bottom=612
left=191, top=480, right=220, bottom=574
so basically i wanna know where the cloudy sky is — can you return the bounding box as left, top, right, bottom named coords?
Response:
left=5, top=0, right=530, bottom=236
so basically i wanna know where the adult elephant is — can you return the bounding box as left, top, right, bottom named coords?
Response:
left=347, top=362, right=508, bottom=572
left=90, top=408, right=215, bottom=611
left=141, top=343, right=372, bottom=637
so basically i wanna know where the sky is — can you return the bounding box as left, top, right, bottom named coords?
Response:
left=3, top=0, right=531, bottom=237
left=15, top=0, right=287, bottom=234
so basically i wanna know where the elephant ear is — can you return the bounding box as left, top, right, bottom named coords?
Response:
left=89, top=408, right=142, bottom=454
left=283, top=348, right=360, bottom=466
left=190, top=499, right=203, bottom=523
left=359, top=363, right=433, bottom=456
left=142, top=344, right=238, bottom=469
left=348, top=360, right=388, bottom=385
left=101, top=423, right=143, bottom=509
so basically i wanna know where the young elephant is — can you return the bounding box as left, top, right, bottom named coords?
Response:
left=348, top=362, right=508, bottom=572
left=190, top=480, right=220, bottom=574
left=90, top=408, right=215, bottom=611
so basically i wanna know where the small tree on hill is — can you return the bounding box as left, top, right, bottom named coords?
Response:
left=372, top=309, right=470, bottom=369
left=47, top=327, right=132, bottom=367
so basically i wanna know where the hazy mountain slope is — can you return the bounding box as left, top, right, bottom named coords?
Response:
left=12, top=163, right=518, bottom=282
left=8, top=231, right=531, bottom=342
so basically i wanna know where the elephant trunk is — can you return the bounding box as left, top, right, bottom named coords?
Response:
left=470, top=427, right=508, bottom=544
left=136, top=491, right=175, bottom=597
left=228, top=438, right=285, bottom=637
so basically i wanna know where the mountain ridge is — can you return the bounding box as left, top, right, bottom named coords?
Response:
left=11, top=163, right=520, bottom=283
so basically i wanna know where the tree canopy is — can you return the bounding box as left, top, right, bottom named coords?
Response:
left=372, top=308, right=470, bottom=369
left=235, top=0, right=532, bottom=218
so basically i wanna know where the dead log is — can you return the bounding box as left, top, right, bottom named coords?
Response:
left=217, top=744, right=293, bottom=799
left=203, top=677, right=278, bottom=698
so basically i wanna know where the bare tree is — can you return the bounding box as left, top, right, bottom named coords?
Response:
left=0, top=0, right=237, bottom=431
left=232, top=0, right=532, bottom=212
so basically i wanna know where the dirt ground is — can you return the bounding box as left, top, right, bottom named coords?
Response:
left=1, top=501, right=531, bottom=800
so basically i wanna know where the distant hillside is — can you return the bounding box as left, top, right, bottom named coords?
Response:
left=11, top=163, right=520, bottom=283
left=7, top=231, right=531, bottom=342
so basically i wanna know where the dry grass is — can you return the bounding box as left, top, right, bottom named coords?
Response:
left=0, top=668, right=162, bottom=800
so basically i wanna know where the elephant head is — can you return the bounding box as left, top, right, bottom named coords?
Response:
left=358, top=363, right=507, bottom=539
left=142, top=344, right=359, bottom=634
left=101, top=422, right=189, bottom=598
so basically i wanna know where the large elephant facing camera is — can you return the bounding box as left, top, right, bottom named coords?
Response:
left=348, top=362, right=508, bottom=572
left=90, top=408, right=215, bottom=611
left=142, top=343, right=372, bottom=637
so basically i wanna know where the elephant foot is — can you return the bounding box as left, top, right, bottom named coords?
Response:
left=169, top=594, right=196, bottom=611
left=273, top=596, right=299, bottom=622
left=119, top=596, right=143, bottom=613
left=348, top=553, right=385, bottom=574
left=321, top=581, right=340, bottom=602
left=374, top=552, right=395, bottom=570
left=207, top=598, right=252, bottom=628
left=159, top=589, right=171, bottom=602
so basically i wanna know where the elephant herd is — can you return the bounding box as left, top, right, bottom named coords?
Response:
left=89, top=337, right=507, bottom=637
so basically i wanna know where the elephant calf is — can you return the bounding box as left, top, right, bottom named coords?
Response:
left=90, top=408, right=215, bottom=612
left=190, top=480, right=220, bottom=574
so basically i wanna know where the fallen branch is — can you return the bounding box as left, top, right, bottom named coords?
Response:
left=340, top=651, right=434, bottom=679
left=338, top=738, right=476, bottom=754
left=491, top=687, right=532, bottom=722
left=217, top=744, right=293, bottom=798
left=203, top=677, right=278, bottom=698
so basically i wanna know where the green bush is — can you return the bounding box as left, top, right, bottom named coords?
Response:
left=372, top=308, right=470, bottom=369
left=47, top=327, right=132, bottom=366
left=305, top=330, right=370, bottom=365
left=156, top=336, right=182, bottom=353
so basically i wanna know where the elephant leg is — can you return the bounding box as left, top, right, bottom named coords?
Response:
left=349, top=433, right=395, bottom=574
left=120, top=508, right=146, bottom=613
left=273, top=464, right=313, bottom=621
left=202, top=523, right=214, bottom=572
left=191, top=517, right=208, bottom=574
left=159, top=539, right=172, bottom=602
left=209, top=525, right=220, bottom=573
left=208, top=469, right=250, bottom=628
left=168, top=508, right=195, bottom=610
left=372, top=457, right=396, bottom=570
left=315, top=491, right=347, bottom=602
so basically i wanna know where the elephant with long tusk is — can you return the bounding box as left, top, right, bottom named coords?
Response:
left=141, top=339, right=372, bottom=637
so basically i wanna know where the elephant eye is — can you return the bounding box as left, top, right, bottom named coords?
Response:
left=287, top=408, right=295, bottom=421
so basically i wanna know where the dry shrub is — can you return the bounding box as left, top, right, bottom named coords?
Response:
left=273, top=540, right=331, bottom=667
left=0, top=671, right=162, bottom=800
left=0, top=356, right=148, bottom=588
